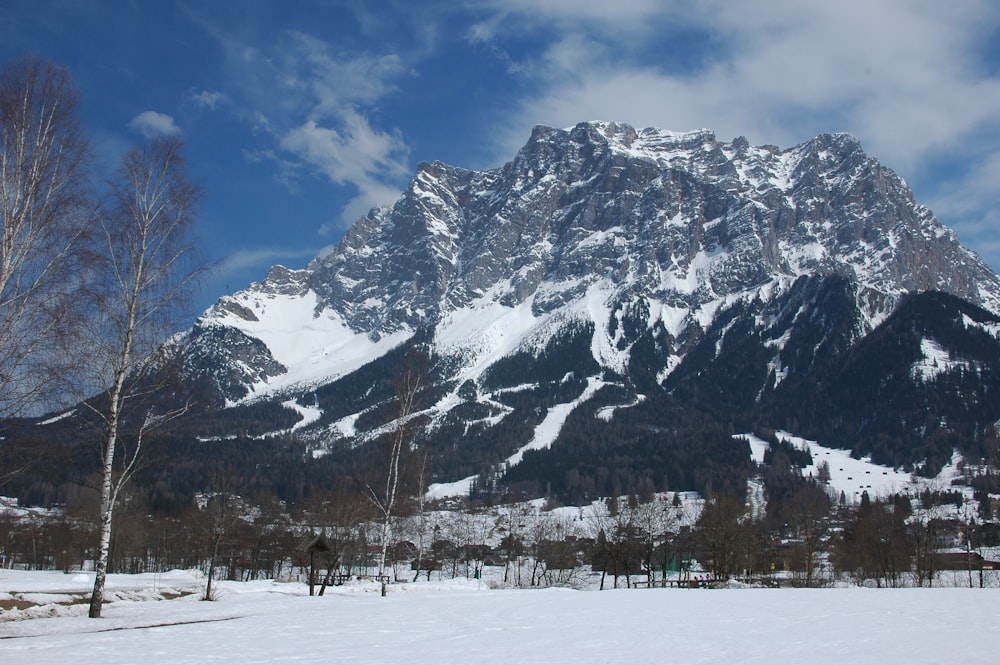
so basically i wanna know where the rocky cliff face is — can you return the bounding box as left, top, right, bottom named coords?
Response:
left=313, top=123, right=1000, bottom=330
left=146, top=121, right=1000, bottom=500
left=181, top=121, right=1000, bottom=404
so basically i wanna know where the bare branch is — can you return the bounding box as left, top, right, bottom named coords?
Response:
left=368, top=345, right=428, bottom=597
left=87, top=137, right=203, bottom=618
left=0, top=56, right=91, bottom=416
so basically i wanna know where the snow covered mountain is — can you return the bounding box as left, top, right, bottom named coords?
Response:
left=152, top=121, right=1000, bottom=501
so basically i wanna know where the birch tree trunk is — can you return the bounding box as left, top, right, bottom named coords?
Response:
left=87, top=364, right=131, bottom=617
left=369, top=347, right=426, bottom=597
left=87, top=138, right=202, bottom=618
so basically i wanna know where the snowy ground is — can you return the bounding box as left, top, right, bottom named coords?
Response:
left=1, top=570, right=997, bottom=664
left=740, top=431, right=961, bottom=503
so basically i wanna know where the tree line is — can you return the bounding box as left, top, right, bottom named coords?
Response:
left=4, top=472, right=996, bottom=591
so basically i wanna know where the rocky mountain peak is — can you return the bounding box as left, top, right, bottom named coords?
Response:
left=190, top=121, right=1000, bottom=406
left=30, top=120, right=1000, bottom=508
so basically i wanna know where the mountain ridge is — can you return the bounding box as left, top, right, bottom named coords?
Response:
left=11, top=120, right=990, bottom=508
left=185, top=121, right=1000, bottom=408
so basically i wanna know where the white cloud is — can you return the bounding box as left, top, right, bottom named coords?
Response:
left=202, top=23, right=411, bottom=227
left=128, top=111, right=182, bottom=138
left=241, top=148, right=301, bottom=189
left=186, top=1, right=1000, bottom=269
left=337, top=183, right=404, bottom=228
left=279, top=111, right=407, bottom=225
left=315, top=244, right=338, bottom=259
left=188, top=89, right=228, bottom=110
left=472, top=0, right=680, bottom=33
left=485, top=1, right=1000, bottom=162
left=264, top=33, right=409, bottom=219
left=285, top=31, right=405, bottom=112
left=218, top=247, right=318, bottom=276
left=472, top=0, right=1000, bottom=268
left=923, top=149, right=1000, bottom=267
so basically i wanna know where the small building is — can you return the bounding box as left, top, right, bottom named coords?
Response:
left=933, top=551, right=1000, bottom=571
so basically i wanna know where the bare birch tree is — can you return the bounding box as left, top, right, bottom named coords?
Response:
left=910, top=501, right=941, bottom=587
left=86, top=137, right=202, bottom=618
left=368, top=347, right=426, bottom=597
left=588, top=497, right=643, bottom=589
left=0, top=56, right=90, bottom=420
left=408, top=450, right=431, bottom=582
left=497, top=503, right=531, bottom=586
left=631, top=495, right=682, bottom=587
left=197, top=471, right=244, bottom=602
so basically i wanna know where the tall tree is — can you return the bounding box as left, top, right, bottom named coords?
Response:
left=631, top=495, right=682, bottom=587
left=696, top=492, right=756, bottom=581
left=86, top=137, right=202, bottom=618
left=910, top=503, right=942, bottom=587
left=833, top=496, right=911, bottom=587
left=196, top=469, right=244, bottom=602
left=0, top=56, right=90, bottom=423
left=367, top=346, right=426, bottom=597
left=588, top=497, right=642, bottom=589
left=407, top=450, right=432, bottom=583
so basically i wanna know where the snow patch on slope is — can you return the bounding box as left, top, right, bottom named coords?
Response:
left=428, top=377, right=606, bottom=499
left=209, top=287, right=413, bottom=399
left=434, top=292, right=541, bottom=383
left=283, top=399, right=322, bottom=431
left=912, top=338, right=972, bottom=381
left=582, top=284, right=628, bottom=374
left=739, top=431, right=917, bottom=502
left=505, top=376, right=605, bottom=467
left=963, top=313, right=1000, bottom=338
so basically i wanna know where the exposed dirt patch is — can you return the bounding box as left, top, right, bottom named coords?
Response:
left=0, top=588, right=197, bottom=622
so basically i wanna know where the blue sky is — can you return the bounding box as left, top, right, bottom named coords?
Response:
left=3, top=1, right=1000, bottom=316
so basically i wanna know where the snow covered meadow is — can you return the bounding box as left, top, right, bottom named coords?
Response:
left=1, top=569, right=997, bottom=664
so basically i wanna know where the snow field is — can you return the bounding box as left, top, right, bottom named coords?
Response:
left=1, top=570, right=997, bottom=664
